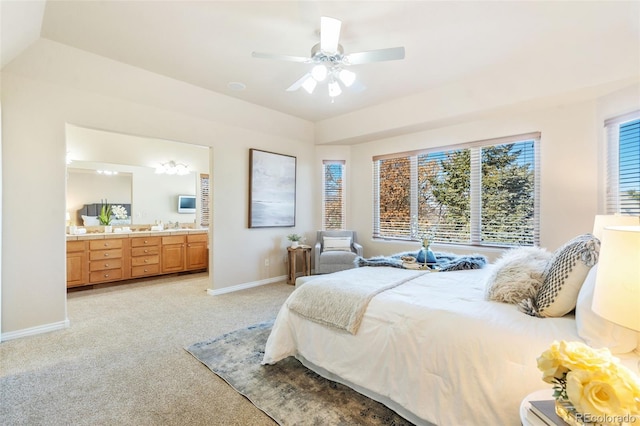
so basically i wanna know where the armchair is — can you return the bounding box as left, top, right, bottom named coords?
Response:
left=314, top=230, right=363, bottom=274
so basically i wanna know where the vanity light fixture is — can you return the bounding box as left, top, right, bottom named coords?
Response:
left=155, top=161, right=190, bottom=176
left=97, top=170, right=119, bottom=176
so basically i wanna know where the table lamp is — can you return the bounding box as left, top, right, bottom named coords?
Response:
left=592, top=226, right=640, bottom=334
left=592, top=214, right=639, bottom=241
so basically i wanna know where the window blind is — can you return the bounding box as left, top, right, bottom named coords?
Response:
left=605, top=111, right=640, bottom=215
left=322, top=160, right=346, bottom=230
left=373, top=132, right=540, bottom=247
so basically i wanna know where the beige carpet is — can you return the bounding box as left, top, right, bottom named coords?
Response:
left=0, top=273, right=294, bottom=425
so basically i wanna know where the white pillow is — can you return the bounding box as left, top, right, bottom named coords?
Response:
left=323, top=236, right=352, bottom=252
left=576, top=265, right=638, bottom=354
left=485, top=246, right=552, bottom=304
left=81, top=215, right=100, bottom=226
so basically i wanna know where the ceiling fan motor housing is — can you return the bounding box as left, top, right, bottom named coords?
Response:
left=311, top=43, right=345, bottom=65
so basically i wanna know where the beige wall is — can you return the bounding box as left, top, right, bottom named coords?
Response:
left=1, top=40, right=315, bottom=337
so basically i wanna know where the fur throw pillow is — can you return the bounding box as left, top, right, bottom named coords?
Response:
left=485, top=247, right=552, bottom=304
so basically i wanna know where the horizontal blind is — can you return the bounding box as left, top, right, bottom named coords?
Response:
left=373, top=156, right=412, bottom=238
left=479, top=139, right=539, bottom=247
left=373, top=133, right=540, bottom=247
left=605, top=111, right=640, bottom=215
left=322, top=160, right=345, bottom=230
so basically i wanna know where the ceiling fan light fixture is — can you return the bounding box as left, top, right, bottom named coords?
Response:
left=311, top=64, right=328, bottom=81
left=338, top=69, right=356, bottom=87
left=328, top=80, right=342, bottom=98
left=301, top=76, right=317, bottom=94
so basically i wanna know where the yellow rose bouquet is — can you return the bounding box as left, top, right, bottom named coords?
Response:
left=537, top=341, right=640, bottom=425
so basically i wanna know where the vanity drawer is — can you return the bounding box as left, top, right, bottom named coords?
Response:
left=162, top=235, right=185, bottom=245
left=131, top=237, right=161, bottom=247
left=67, top=241, right=87, bottom=252
left=131, top=246, right=160, bottom=256
left=89, top=259, right=123, bottom=272
left=90, top=268, right=123, bottom=283
left=131, top=264, right=160, bottom=277
left=131, top=255, right=159, bottom=266
left=89, top=239, right=123, bottom=250
left=187, top=233, right=208, bottom=243
left=89, top=249, right=123, bottom=261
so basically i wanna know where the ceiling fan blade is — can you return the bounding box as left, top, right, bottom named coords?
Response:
left=345, top=46, right=405, bottom=65
left=347, top=79, right=366, bottom=93
left=320, top=16, right=341, bottom=54
left=251, top=51, right=309, bottom=63
left=286, top=73, right=313, bottom=92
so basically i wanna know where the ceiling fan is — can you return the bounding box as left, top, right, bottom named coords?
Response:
left=252, top=16, right=405, bottom=98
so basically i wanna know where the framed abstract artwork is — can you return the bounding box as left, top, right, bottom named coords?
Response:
left=249, top=149, right=296, bottom=228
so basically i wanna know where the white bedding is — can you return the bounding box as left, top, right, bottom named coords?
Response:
left=262, top=266, right=585, bottom=426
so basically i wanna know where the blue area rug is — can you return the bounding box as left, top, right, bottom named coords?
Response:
left=186, top=321, right=414, bottom=426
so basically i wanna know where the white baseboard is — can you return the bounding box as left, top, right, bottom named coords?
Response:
left=207, top=275, right=287, bottom=296
left=1, top=319, right=70, bottom=342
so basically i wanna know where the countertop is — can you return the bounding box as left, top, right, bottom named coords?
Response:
left=66, top=228, right=209, bottom=241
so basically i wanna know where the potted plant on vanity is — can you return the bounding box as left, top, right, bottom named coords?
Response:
left=287, top=233, right=304, bottom=248
left=98, top=201, right=113, bottom=233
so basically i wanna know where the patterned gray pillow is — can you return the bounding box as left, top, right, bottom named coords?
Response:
left=519, top=234, right=600, bottom=317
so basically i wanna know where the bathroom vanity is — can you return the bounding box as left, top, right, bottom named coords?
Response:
left=66, top=229, right=208, bottom=288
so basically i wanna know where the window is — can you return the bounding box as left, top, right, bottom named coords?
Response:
left=605, top=111, right=640, bottom=216
left=322, top=160, right=345, bottom=230
left=373, top=132, right=540, bottom=247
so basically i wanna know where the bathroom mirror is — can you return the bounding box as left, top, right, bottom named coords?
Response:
left=66, top=125, right=209, bottom=227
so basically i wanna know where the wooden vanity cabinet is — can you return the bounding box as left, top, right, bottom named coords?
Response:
left=66, top=240, right=89, bottom=287
left=131, top=236, right=161, bottom=278
left=67, top=232, right=208, bottom=289
left=186, top=233, right=208, bottom=270
left=161, top=235, right=186, bottom=273
left=88, top=238, right=127, bottom=284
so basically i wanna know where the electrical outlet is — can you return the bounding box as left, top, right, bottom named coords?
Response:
left=264, top=258, right=270, bottom=267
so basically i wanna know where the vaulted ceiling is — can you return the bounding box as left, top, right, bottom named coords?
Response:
left=2, top=1, right=639, bottom=122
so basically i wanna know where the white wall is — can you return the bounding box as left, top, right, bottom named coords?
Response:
left=0, top=40, right=315, bottom=336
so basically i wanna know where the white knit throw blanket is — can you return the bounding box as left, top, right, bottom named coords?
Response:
left=287, top=267, right=426, bottom=334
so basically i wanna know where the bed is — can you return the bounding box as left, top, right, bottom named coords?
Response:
left=262, top=239, right=640, bottom=426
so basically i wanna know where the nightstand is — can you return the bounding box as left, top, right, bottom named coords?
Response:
left=287, top=245, right=311, bottom=285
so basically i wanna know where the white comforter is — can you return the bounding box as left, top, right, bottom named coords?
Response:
left=263, top=266, right=584, bottom=426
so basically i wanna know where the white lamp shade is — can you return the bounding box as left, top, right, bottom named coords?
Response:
left=592, top=215, right=639, bottom=240
left=311, top=64, right=327, bottom=82
left=338, top=69, right=356, bottom=87
left=592, top=226, right=640, bottom=331
left=301, top=76, right=317, bottom=94
left=328, top=80, right=341, bottom=97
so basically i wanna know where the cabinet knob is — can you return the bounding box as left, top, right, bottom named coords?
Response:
left=144, top=249, right=148, bottom=253
left=144, top=259, right=148, bottom=263
left=104, top=274, right=109, bottom=278
left=104, top=253, right=109, bottom=257
left=104, top=263, right=109, bottom=267
left=144, top=240, right=148, bottom=244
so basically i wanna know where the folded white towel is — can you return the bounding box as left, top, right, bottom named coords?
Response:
left=75, top=228, right=87, bottom=235
left=150, top=225, right=163, bottom=231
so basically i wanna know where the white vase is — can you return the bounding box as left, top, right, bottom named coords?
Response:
left=104, top=225, right=112, bottom=233
left=291, top=241, right=299, bottom=248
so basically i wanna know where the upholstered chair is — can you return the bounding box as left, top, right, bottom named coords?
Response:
left=314, top=230, right=363, bottom=274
